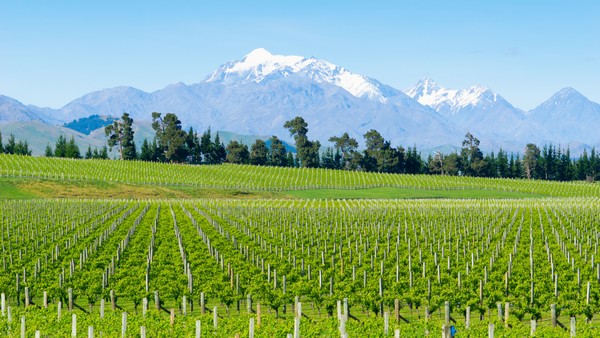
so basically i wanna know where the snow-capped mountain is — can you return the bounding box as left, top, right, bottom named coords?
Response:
left=404, top=78, right=554, bottom=144
left=527, top=87, right=600, bottom=145
left=206, top=48, right=407, bottom=104
left=2, top=48, right=599, bottom=154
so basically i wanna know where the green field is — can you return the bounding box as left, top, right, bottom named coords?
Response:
left=1, top=154, right=598, bottom=337
left=2, top=153, right=599, bottom=197
left=0, top=178, right=550, bottom=200
left=286, top=186, right=546, bottom=200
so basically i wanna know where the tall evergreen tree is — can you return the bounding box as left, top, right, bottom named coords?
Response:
left=44, top=143, right=54, bottom=157
left=249, top=139, right=268, bottom=166
left=199, top=127, right=213, bottom=162
left=225, top=140, right=250, bottom=164
left=54, top=135, right=67, bottom=158
left=4, top=134, right=16, bottom=154
left=84, top=145, right=93, bottom=159
left=65, top=135, right=81, bottom=158
left=210, top=132, right=226, bottom=163
left=268, top=136, right=287, bottom=166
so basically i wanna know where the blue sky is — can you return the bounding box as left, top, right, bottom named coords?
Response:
left=1, top=0, right=597, bottom=110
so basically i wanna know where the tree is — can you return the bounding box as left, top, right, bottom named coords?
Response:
left=0, top=132, right=3, bottom=153
left=54, top=135, right=67, bottom=158
left=268, top=136, right=287, bottom=166
left=362, top=129, right=400, bottom=173
left=523, top=143, right=540, bottom=180
left=4, top=134, right=16, bottom=154
left=226, top=140, right=250, bottom=164
left=44, top=143, right=53, bottom=157
left=250, top=139, right=268, bottom=165
left=443, top=153, right=460, bottom=176
left=106, top=112, right=136, bottom=160
left=185, top=127, right=201, bottom=162
left=13, top=140, right=32, bottom=156
left=210, top=132, right=226, bottom=163
left=65, top=135, right=81, bottom=158
left=461, top=132, right=487, bottom=177
left=140, top=139, right=156, bottom=161
left=84, top=145, right=92, bottom=159
left=99, top=145, right=109, bottom=159
left=284, top=116, right=320, bottom=168
left=199, top=127, right=213, bottom=162
left=152, top=113, right=188, bottom=162
left=329, top=132, right=358, bottom=169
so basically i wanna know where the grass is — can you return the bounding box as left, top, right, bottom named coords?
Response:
left=0, top=178, right=546, bottom=200
left=0, top=178, right=287, bottom=200
left=285, top=186, right=546, bottom=200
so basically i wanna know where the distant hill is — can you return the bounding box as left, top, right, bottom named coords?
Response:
left=0, top=121, right=114, bottom=156
left=63, top=115, right=117, bottom=135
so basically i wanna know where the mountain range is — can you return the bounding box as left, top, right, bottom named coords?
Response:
left=2, top=48, right=599, bottom=155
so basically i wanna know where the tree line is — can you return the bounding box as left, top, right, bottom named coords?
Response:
left=0, top=132, right=32, bottom=156
left=11, top=111, right=600, bottom=182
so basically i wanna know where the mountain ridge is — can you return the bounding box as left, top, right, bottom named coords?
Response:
left=0, top=48, right=597, bottom=154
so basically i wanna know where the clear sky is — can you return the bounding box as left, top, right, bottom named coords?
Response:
left=1, top=0, right=598, bottom=110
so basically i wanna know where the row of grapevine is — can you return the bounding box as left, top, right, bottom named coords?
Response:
left=2, top=197, right=600, bottom=336
left=1, top=153, right=599, bottom=197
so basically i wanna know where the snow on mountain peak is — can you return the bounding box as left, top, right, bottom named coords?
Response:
left=205, top=49, right=390, bottom=103
left=404, top=79, right=495, bottom=114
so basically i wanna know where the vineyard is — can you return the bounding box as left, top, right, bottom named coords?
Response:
left=1, top=153, right=600, bottom=197
left=1, top=197, right=600, bottom=336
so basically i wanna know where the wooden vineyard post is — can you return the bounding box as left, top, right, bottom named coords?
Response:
left=551, top=304, right=557, bottom=327
left=155, top=291, right=160, bottom=311
left=43, top=291, right=48, bottom=309
left=479, top=280, right=483, bottom=320
left=122, top=312, right=127, bottom=336
left=294, top=317, right=300, bottom=338
left=384, top=311, right=389, bottom=335
left=72, top=314, right=77, bottom=337
left=343, top=298, right=348, bottom=322
left=379, top=278, right=384, bottom=316
left=531, top=319, right=537, bottom=335
left=488, top=323, right=494, bottom=338
left=183, top=296, right=187, bottom=316
left=111, top=290, right=116, bottom=311
left=143, top=298, right=147, bottom=317
left=249, top=318, right=255, bottom=338
left=21, top=316, right=25, bottom=338
left=445, top=301, right=450, bottom=324
left=1, top=293, right=4, bottom=316
left=69, top=288, right=74, bottom=312
left=504, top=302, right=509, bottom=327
left=196, top=320, right=201, bottom=338
left=100, top=299, right=105, bottom=319
left=213, top=307, right=218, bottom=329
left=247, top=294, right=252, bottom=314
left=257, top=303, right=262, bottom=327
left=571, top=317, right=576, bottom=337
left=24, top=287, right=30, bottom=307
left=201, top=292, right=205, bottom=315
left=170, top=309, right=175, bottom=327
left=442, top=325, right=451, bottom=338
left=394, top=298, right=399, bottom=322
left=141, top=326, right=146, bottom=338
left=57, top=302, right=61, bottom=321
left=466, top=306, right=470, bottom=329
